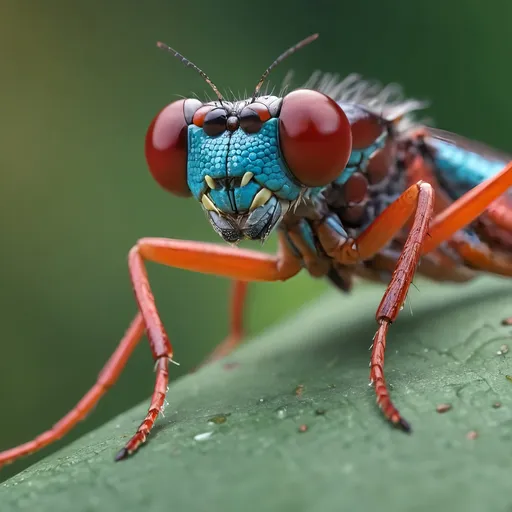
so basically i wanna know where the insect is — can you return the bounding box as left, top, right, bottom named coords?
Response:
left=2, top=33, right=512, bottom=468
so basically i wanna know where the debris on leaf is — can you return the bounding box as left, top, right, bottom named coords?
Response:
left=496, top=344, right=509, bottom=355
left=223, top=362, right=240, bottom=371
left=295, top=384, right=305, bottom=397
left=466, top=430, right=478, bottom=440
left=436, top=403, right=452, bottom=413
left=506, top=375, right=512, bottom=383
left=492, top=402, right=502, bottom=409
left=207, top=413, right=230, bottom=425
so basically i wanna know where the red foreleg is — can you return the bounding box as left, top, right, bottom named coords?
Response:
left=370, top=182, right=434, bottom=431
left=0, top=314, right=145, bottom=467
left=318, top=180, right=435, bottom=431
left=367, top=160, right=512, bottom=429
left=0, top=234, right=301, bottom=467
left=116, top=234, right=301, bottom=460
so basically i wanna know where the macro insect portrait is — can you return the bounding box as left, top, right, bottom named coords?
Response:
left=2, top=29, right=512, bottom=492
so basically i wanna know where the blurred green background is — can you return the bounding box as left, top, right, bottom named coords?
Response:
left=1, top=0, right=511, bottom=481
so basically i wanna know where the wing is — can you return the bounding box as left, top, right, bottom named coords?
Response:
left=426, top=127, right=512, bottom=164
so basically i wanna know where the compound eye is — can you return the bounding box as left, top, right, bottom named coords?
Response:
left=278, top=89, right=352, bottom=187
left=145, top=99, right=191, bottom=197
left=203, top=108, right=228, bottom=136
left=240, top=103, right=271, bottom=134
left=192, top=105, right=215, bottom=127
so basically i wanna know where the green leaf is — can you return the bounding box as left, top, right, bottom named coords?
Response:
left=2, top=277, right=512, bottom=512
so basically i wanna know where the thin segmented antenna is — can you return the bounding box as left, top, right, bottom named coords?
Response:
left=250, top=33, right=319, bottom=102
left=156, top=41, right=224, bottom=104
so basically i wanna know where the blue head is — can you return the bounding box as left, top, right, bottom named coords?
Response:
left=145, top=36, right=365, bottom=243
left=186, top=98, right=300, bottom=242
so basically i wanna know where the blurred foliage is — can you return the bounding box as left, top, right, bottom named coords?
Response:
left=1, top=0, right=512, bottom=481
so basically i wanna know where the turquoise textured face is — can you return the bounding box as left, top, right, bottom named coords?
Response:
left=187, top=118, right=302, bottom=213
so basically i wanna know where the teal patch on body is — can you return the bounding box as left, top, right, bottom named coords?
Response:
left=298, top=219, right=317, bottom=254
left=431, top=139, right=505, bottom=199
left=335, top=136, right=385, bottom=186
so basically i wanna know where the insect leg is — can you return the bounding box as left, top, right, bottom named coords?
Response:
left=422, top=160, right=512, bottom=254
left=199, top=280, right=249, bottom=366
left=395, top=138, right=512, bottom=278
left=117, top=234, right=301, bottom=460
left=438, top=233, right=512, bottom=324
left=316, top=181, right=434, bottom=264
left=485, top=195, right=512, bottom=231
left=0, top=235, right=300, bottom=468
left=318, top=181, right=435, bottom=431
left=0, top=314, right=145, bottom=468
left=368, top=182, right=435, bottom=432
left=419, top=158, right=512, bottom=324
left=446, top=235, right=512, bottom=277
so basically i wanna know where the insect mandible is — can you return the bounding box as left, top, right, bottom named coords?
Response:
left=2, top=33, right=512, bottom=467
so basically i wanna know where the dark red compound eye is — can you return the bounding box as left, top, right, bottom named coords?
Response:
left=278, top=89, right=352, bottom=187
left=145, top=99, right=192, bottom=197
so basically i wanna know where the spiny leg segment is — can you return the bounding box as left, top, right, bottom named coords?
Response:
left=117, top=237, right=300, bottom=460
left=315, top=156, right=512, bottom=432
left=361, top=157, right=512, bottom=431
left=0, top=314, right=145, bottom=467
left=0, top=235, right=300, bottom=467
left=356, top=180, right=435, bottom=431
left=3, top=160, right=511, bottom=468
left=316, top=178, right=435, bottom=430
left=366, top=157, right=512, bottom=431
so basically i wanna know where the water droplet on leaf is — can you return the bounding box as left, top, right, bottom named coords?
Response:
left=194, top=431, right=213, bottom=442
left=497, top=344, right=509, bottom=355
left=275, top=406, right=287, bottom=419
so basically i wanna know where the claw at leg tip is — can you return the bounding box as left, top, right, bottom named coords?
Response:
left=398, top=417, right=412, bottom=434
left=114, top=447, right=129, bottom=462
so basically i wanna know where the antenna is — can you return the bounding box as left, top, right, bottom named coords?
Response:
left=250, top=33, right=319, bottom=102
left=156, top=41, right=224, bottom=104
